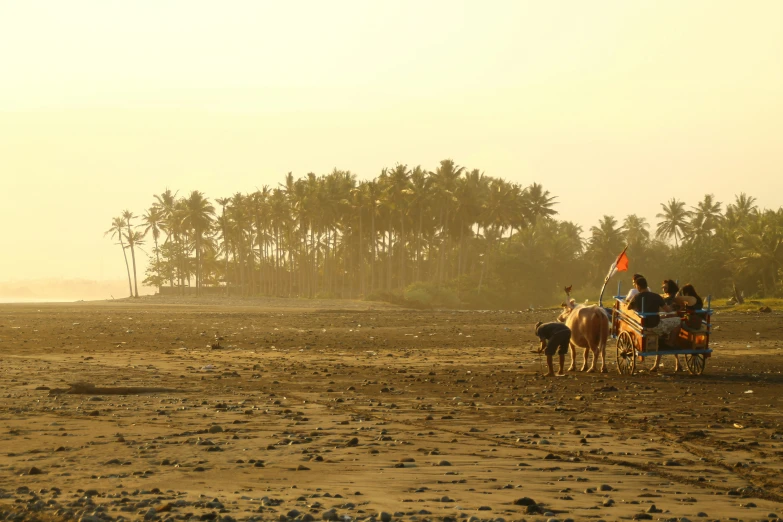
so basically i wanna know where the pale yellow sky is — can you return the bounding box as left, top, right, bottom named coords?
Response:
left=1, top=1, right=781, bottom=287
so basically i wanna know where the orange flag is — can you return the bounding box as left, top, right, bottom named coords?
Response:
left=605, top=247, right=629, bottom=281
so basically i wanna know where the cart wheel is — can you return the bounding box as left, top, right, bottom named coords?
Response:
left=685, top=353, right=706, bottom=375
left=616, top=331, right=636, bottom=375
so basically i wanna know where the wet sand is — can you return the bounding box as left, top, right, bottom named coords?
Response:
left=1, top=298, right=782, bottom=522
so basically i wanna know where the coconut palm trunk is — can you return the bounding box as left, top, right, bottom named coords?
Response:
left=116, top=232, right=133, bottom=297
left=122, top=212, right=139, bottom=298
left=457, top=220, right=464, bottom=297
left=359, top=211, right=365, bottom=296
left=416, top=210, right=423, bottom=282
left=129, top=242, right=139, bottom=297
left=387, top=228, right=393, bottom=291
left=399, top=212, right=406, bottom=291
left=370, top=211, right=376, bottom=291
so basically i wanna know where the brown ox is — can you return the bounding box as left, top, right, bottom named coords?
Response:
left=557, top=299, right=609, bottom=373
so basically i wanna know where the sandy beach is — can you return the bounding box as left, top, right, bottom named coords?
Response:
left=1, top=298, right=782, bottom=522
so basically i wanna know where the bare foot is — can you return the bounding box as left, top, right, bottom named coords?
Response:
left=556, top=371, right=566, bottom=377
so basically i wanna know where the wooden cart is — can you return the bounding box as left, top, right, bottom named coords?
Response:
left=611, top=296, right=713, bottom=375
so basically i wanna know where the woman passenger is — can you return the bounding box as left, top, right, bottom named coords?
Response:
left=678, top=284, right=704, bottom=329
left=650, top=279, right=685, bottom=372
left=662, top=279, right=681, bottom=311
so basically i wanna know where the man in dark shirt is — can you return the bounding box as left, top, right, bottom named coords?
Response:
left=626, top=277, right=670, bottom=327
left=534, top=321, right=571, bottom=377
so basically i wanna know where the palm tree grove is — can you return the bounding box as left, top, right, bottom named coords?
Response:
left=106, top=159, right=782, bottom=307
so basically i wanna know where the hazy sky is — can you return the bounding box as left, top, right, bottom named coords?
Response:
left=1, top=0, right=781, bottom=285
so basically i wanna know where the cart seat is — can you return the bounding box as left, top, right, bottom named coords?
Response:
left=681, top=323, right=707, bottom=334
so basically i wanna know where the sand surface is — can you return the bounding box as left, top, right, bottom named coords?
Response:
left=1, top=297, right=782, bottom=522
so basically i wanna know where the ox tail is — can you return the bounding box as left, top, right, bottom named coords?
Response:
left=599, top=310, right=609, bottom=357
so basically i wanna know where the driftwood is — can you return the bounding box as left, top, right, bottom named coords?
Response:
left=732, top=281, right=745, bottom=304
left=48, top=382, right=181, bottom=396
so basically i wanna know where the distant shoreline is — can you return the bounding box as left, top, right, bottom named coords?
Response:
left=0, top=297, right=81, bottom=304
left=0, top=293, right=404, bottom=312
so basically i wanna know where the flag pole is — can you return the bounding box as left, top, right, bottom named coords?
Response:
left=599, top=244, right=628, bottom=307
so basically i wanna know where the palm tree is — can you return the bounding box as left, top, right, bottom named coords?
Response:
left=154, top=189, right=179, bottom=289
left=408, top=166, right=431, bottom=283
left=589, top=215, right=624, bottom=275
left=365, top=179, right=382, bottom=291
left=725, top=192, right=758, bottom=230
left=184, top=191, right=215, bottom=296
left=215, top=197, right=232, bottom=293
left=386, top=164, right=411, bottom=290
left=477, top=178, right=517, bottom=293
left=656, top=198, right=690, bottom=247
left=622, top=214, right=650, bottom=248
left=140, top=206, right=165, bottom=292
left=121, top=210, right=140, bottom=297
left=689, top=194, right=723, bottom=240
left=453, top=170, right=484, bottom=291
left=269, top=187, right=291, bottom=295
left=733, top=210, right=783, bottom=296
left=227, top=192, right=249, bottom=294
left=105, top=216, right=133, bottom=297
left=172, top=198, right=191, bottom=291
left=430, top=159, right=465, bottom=284
left=732, top=193, right=758, bottom=221
left=349, top=182, right=367, bottom=296
left=524, top=182, right=557, bottom=225
left=558, top=221, right=585, bottom=256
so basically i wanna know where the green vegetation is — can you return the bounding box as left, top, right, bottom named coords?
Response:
left=106, top=160, right=783, bottom=307
left=711, top=298, right=783, bottom=313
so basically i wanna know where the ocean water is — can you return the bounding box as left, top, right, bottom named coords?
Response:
left=0, top=297, right=76, bottom=304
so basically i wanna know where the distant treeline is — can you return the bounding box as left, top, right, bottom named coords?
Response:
left=105, top=159, right=782, bottom=307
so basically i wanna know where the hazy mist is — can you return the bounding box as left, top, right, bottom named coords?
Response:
left=2, top=1, right=781, bottom=296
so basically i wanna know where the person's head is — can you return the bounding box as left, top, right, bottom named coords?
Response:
left=634, top=277, right=649, bottom=290
left=680, top=284, right=700, bottom=298
left=662, top=279, right=679, bottom=295
left=534, top=321, right=543, bottom=335
left=632, top=273, right=644, bottom=283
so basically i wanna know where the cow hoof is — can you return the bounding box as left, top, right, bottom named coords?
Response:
left=601, top=367, right=608, bottom=373
left=567, top=366, right=575, bottom=372
left=586, top=367, right=596, bottom=373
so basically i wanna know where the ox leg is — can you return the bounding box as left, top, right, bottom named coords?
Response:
left=585, top=347, right=597, bottom=373
left=650, top=355, right=661, bottom=372
left=674, top=354, right=683, bottom=372
left=580, top=347, right=589, bottom=372
left=600, top=345, right=607, bottom=373
left=567, top=343, right=577, bottom=372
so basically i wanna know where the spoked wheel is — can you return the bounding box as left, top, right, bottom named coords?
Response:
left=685, top=353, right=706, bottom=375
left=616, top=331, right=636, bottom=375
